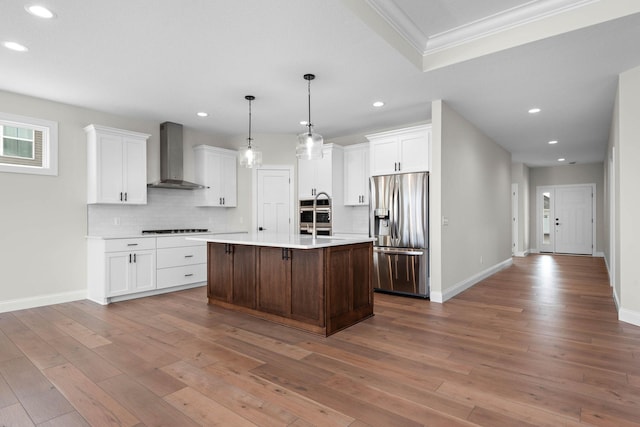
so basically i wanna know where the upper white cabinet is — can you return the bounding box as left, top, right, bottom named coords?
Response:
left=194, top=145, right=237, bottom=207
left=298, top=144, right=339, bottom=199
left=367, top=124, right=431, bottom=176
left=344, top=143, right=369, bottom=206
left=85, top=124, right=150, bottom=204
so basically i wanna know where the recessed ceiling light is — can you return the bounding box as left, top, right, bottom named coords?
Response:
left=528, top=108, right=541, bottom=114
left=548, top=140, right=558, bottom=145
left=25, top=5, right=55, bottom=18
left=3, top=41, right=28, bottom=52
left=196, top=112, right=208, bottom=117
left=373, top=101, right=385, bottom=108
left=557, top=158, right=566, bottom=162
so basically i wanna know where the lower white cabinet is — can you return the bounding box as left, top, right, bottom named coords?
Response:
left=105, top=249, right=156, bottom=296
left=156, top=236, right=207, bottom=289
left=87, top=235, right=207, bottom=305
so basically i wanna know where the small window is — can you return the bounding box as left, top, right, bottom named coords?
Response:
left=0, top=112, right=57, bottom=176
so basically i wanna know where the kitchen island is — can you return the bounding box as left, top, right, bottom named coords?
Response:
left=187, top=233, right=374, bottom=336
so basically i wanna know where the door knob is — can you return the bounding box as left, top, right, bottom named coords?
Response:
left=258, top=227, right=266, bottom=231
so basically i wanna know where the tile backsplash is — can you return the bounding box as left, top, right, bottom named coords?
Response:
left=87, top=188, right=230, bottom=236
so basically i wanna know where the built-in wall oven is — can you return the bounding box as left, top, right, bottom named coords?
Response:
left=299, top=198, right=332, bottom=236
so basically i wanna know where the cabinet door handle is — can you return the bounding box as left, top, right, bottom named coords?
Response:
left=120, top=192, right=123, bottom=201
left=398, top=162, right=401, bottom=171
left=223, top=197, right=225, bottom=205
left=184, top=273, right=193, bottom=277
left=129, top=254, right=132, bottom=263
left=184, top=255, right=193, bottom=258
left=281, top=248, right=290, bottom=260
left=124, top=192, right=128, bottom=202
left=127, top=243, right=138, bottom=246
left=133, top=253, right=136, bottom=263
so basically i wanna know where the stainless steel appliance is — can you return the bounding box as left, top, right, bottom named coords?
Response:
left=370, top=172, right=429, bottom=298
left=299, top=197, right=331, bottom=236
left=147, top=122, right=206, bottom=190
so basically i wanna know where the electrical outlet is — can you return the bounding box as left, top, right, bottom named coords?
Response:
left=480, top=256, right=483, bottom=264
left=113, top=217, right=120, bottom=226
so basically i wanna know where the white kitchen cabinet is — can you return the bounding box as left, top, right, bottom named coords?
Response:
left=298, top=145, right=338, bottom=199
left=105, top=249, right=155, bottom=296
left=367, top=124, right=431, bottom=176
left=344, top=143, right=369, bottom=206
left=156, top=236, right=207, bottom=289
left=85, top=124, right=150, bottom=204
left=88, top=237, right=156, bottom=304
left=194, top=145, right=237, bottom=207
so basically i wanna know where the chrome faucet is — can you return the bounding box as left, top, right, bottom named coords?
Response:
left=312, top=191, right=331, bottom=239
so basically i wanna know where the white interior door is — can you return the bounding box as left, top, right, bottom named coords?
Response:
left=537, top=185, right=594, bottom=255
left=255, top=167, right=292, bottom=234
left=555, top=186, right=593, bottom=254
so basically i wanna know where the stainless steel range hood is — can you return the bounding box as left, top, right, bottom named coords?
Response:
left=147, top=121, right=205, bottom=190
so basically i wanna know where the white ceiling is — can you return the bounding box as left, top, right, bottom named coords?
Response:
left=2, top=0, right=640, bottom=167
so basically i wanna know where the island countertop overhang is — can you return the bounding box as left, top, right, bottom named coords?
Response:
left=187, top=232, right=374, bottom=250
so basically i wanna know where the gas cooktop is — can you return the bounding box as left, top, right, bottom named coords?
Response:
left=141, top=228, right=209, bottom=235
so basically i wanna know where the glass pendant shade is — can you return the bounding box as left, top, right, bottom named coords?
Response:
left=296, top=74, right=323, bottom=160
left=238, top=142, right=262, bottom=168
left=239, top=95, right=262, bottom=168
left=296, top=128, right=323, bottom=160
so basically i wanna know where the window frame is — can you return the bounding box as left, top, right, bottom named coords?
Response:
left=0, top=112, right=58, bottom=176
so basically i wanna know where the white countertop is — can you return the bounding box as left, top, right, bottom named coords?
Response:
left=187, top=232, right=375, bottom=249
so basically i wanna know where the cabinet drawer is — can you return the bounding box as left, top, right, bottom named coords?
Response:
left=105, top=237, right=155, bottom=252
left=157, top=264, right=206, bottom=289
left=156, top=235, right=207, bottom=249
left=157, top=246, right=207, bottom=268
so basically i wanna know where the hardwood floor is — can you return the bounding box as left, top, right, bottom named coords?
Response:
left=1, top=254, right=639, bottom=426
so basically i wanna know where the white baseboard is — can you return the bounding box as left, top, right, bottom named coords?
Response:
left=594, top=251, right=605, bottom=257
left=514, top=250, right=529, bottom=257
left=89, top=282, right=207, bottom=305
left=619, top=308, right=640, bottom=327
left=430, top=258, right=513, bottom=303
left=0, top=290, right=87, bottom=314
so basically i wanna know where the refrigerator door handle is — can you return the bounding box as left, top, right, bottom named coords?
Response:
left=374, top=247, right=424, bottom=256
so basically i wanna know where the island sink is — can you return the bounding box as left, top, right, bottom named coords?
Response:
left=188, top=233, right=374, bottom=336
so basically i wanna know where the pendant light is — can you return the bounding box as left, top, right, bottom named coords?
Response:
left=296, top=74, right=323, bottom=160
left=238, top=95, right=262, bottom=168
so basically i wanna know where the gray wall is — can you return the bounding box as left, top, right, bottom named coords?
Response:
left=528, top=163, right=604, bottom=253
left=511, top=162, right=531, bottom=255
left=610, top=63, right=640, bottom=321
left=431, top=100, right=512, bottom=301
left=0, top=90, right=229, bottom=311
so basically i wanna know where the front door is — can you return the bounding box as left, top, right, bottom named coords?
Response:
left=537, top=185, right=594, bottom=255
left=255, top=167, right=293, bottom=234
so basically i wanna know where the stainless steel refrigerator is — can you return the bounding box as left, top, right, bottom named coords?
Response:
left=370, top=172, right=429, bottom=298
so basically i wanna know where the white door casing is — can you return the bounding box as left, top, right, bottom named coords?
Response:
left=512, top=183, right=518, bottom=256
left=537, top=184, right=595, bottom=255
left=254, top=166, right=294, bottom=235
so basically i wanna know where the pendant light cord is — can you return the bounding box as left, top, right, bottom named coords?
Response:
left=307, top=78, right=312, bottom=136
left=248, top=98, right=252, bottom=148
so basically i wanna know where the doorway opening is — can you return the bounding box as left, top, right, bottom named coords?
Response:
left=536, top=184, right=595, bottom=255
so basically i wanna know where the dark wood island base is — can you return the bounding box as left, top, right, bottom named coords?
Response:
left=206, top=241, right=373, bottom=336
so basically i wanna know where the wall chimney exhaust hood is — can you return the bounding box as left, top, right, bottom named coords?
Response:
left=147, top=121, right=206, bottom=190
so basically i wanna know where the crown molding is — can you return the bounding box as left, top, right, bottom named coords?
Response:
left=425, top=0, right=597, bottom=54
left=366, top=0, right=597, bottom=55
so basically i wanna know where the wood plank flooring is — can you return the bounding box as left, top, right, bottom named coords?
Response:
left=1, top=254, right=639, bottom=426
